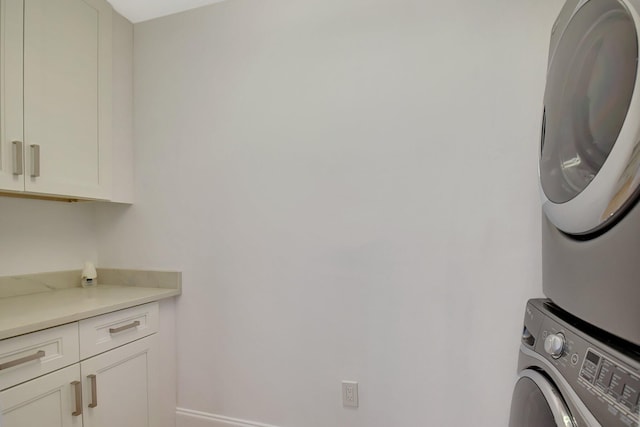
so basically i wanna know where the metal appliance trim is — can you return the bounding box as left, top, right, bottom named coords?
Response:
left=540, top=0, right=640, bottom=236
left=517, top=368, right=575, bottom=426
left=520, top=345, right=603, bottom=427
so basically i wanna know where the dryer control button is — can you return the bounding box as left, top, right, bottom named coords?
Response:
left=544, top=333, right=565, bottom=359
left=571, top=353, right=579, bottom=365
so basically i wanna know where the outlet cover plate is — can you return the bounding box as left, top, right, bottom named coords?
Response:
left=342, top=381, right=359, bottom=408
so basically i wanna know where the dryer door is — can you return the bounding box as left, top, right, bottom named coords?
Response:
left=540, top=0, right=640, bottom=236
left=509, top=369, right=574, bottom=427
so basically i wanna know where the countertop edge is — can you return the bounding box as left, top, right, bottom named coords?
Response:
left=0, top=288, right=181, bottom=340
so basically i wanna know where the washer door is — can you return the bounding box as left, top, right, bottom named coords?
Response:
left=540, top=0, right=640, bottom=236
left=509, top=369, right=574, bottom=427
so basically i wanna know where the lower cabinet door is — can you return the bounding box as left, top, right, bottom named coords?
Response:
left=80, top=335, right=156, bottom=427
left=0, top=364, right=82, bottom=427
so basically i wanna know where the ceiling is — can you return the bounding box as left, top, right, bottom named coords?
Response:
left=107, top=0, right=227, bottom=23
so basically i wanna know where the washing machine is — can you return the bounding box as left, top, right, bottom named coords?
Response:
left=540, top=0, right=640, bottom=346
left=509, top=299, right=640, bottom=426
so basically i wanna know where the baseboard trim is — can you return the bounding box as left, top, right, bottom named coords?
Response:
left=176, top=407, right=283, bottom=427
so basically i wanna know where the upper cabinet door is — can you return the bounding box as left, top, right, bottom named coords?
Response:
left=0, top=0, right=24, bottom=191
left=23, top=0, right=112, bottom=199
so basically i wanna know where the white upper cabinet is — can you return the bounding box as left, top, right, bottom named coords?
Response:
left=0, top=0, right=24, bottom=191
left=0, top=0, right=113, bottom=200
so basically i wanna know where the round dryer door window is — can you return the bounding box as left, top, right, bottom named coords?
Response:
left=540, top=0, right=640, bottom=236
left=508, top=370, right=574, bottom=427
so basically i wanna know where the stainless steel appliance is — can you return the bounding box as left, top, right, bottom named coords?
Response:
left=540, top=0, right=640, bottom=345
left=509, top=299, right=640, bottom=427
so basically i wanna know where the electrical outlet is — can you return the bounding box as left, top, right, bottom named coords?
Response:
left=342, top=381, right=359, bottom=408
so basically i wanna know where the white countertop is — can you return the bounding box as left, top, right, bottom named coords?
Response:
left=0, top=285, right=180, bottom=340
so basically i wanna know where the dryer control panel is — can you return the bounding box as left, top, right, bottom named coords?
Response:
left=522, top=299, right=640, bottom=427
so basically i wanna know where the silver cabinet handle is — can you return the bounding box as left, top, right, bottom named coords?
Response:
left=88, top=374, right=98, bottom=408
left=109, top=320, right=140, bottom=334
left=0, top=350, right=45, bottom=370
left=11, top=141, right=23, bottom=175
left=30, top=144, right=40, bottom=177
left=71, top=380, right=83, bottom=416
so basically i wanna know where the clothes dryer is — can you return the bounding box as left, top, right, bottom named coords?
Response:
left=540, top=0, right=640, bottom=346
left=509, top=299, right=640, bottom=427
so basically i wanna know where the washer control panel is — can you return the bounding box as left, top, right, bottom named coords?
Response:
left=578, top=349, right=640, bottom=421
left=522, top=300, right=640, bottom=427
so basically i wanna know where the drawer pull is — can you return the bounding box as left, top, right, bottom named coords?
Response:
left=88, top=374, right=98, bottom=408
left=0, top=350, right=45, bottom=370
left=109, top=320, right=140, bottom=334
left=71, top=380, right=83, bottom=416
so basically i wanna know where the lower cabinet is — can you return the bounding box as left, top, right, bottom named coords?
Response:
left=81, top=336, right=155, bottom=427
left=0, top=302, right=160, bottom=427
left=0, top=364, right=82, bottom=427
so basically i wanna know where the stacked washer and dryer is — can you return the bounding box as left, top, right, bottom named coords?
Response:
left=509, top=0, right=640, bottom=426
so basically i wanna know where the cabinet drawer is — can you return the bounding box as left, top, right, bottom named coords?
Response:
left=79, top=302, right=158, bottom=359
left=0, top=323, right=79, bottom=391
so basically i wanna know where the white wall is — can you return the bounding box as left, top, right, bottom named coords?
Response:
left=96, top=0, right=561, bottom=425
left=0, top=197, right=97, bottom=275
